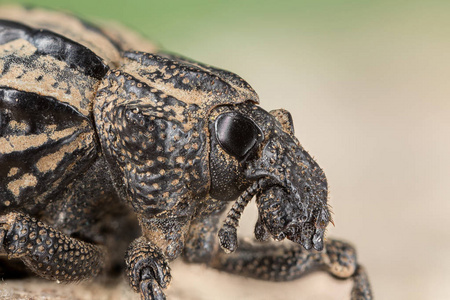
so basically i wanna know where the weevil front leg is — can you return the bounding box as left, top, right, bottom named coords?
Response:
left=0, top=212, right=105, bottom=282
left=211, top=238, right=372, bottom=300
left=125, top=237, right=171, bottom=300
left=351, top=265, right=372, bottom=299
left=184, top=214, right=372, bottom=300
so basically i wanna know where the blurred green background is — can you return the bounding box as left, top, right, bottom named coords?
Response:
left=1, top=1, right=450, bottom=299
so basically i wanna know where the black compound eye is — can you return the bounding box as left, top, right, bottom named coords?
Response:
left=215, top=113, right=261, bottom=158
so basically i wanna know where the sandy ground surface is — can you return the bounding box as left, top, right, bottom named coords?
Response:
left=0, top=261, right=353, bottom=300
left=1, top=2, right=450, bottom=299
left=0, top=262, right=352, bottom=300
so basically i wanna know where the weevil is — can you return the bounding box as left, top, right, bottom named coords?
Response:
left=0, top=6, right=372, bottom=300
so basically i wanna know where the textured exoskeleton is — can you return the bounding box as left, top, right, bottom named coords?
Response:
left=0, top=6, right=372, bottom=300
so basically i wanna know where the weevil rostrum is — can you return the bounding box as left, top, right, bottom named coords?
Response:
left=0, top=6, right=372, bottom=300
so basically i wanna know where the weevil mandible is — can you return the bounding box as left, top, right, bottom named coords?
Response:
left=0, top=6, right=372, bottom=300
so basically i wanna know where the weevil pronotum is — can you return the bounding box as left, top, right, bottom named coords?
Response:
left=0, top=6, right=372, bottom=300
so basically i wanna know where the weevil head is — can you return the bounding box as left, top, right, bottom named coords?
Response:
left=208, top=103, right=330, bottom=251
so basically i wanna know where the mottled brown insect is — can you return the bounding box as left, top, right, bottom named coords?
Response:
left=0, top=6, right=372, bottom=300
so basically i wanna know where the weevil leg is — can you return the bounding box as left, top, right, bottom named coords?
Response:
left=322, top=239, right=372, bottom=299
left=125, top=237, right=171, bottom=300
left=351, top=265, right=373, bottom=300
left=184, top=215, right=372, bottom=300
left=209, top=238, right=372, bottom=300
left=0, top=212, right=105, bottom=282
left=183, top=211, right=223, bottom=264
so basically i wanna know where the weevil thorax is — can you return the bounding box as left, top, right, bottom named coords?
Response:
left=93, top=51, right=259, bottom=220
left=209, top=103, right=331, bottom=251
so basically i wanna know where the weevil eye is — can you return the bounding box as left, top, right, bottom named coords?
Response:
left=215, top=112, right=261, bottom=159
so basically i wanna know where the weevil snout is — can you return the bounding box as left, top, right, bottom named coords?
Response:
left=211, top=103, right=331, bottom=252
left=248, top=114, right=329, bottom=251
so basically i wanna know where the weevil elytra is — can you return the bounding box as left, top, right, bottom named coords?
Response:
left=0, top=6, right=372, bottom=300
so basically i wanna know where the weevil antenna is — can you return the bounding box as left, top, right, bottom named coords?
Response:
left=218, top=178, right=265, bottom=253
